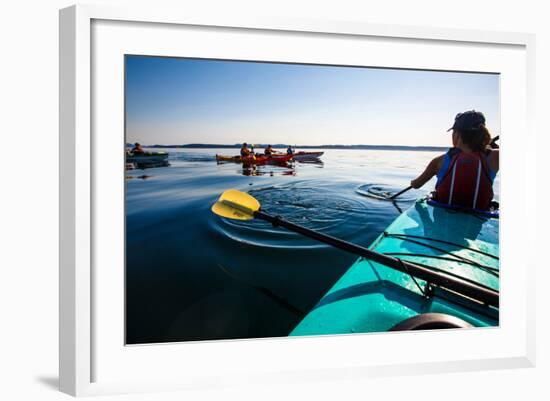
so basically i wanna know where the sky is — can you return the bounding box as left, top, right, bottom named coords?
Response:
left=125, top=55, right=500, bottom=147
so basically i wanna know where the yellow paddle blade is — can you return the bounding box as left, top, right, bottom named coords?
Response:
left=211, top=189, right=261, bottom=220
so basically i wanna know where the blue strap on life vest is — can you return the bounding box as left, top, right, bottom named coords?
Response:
left=436, top=148, right=460, bottom=187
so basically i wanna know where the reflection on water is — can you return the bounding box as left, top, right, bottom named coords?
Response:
left=125, top=147, right=500, bottom=344
left=292, top=159, right=324, bottom=166
left=413, top=201, right=485, bottom=245
left=240, top=164, right=296, bottom=176
left=126, top=174, right=153, bottom=180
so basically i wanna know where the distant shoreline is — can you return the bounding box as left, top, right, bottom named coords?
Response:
left=129, top=143, right=447, bottom=152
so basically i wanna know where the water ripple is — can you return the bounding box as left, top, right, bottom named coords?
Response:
left=213, top=181, right=371, bottom=248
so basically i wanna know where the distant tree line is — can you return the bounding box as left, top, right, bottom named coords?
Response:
left=126, top=143, right=446, bottom=151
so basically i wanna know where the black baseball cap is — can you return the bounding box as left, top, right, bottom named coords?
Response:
left=447, top=110, right=486, bottom=132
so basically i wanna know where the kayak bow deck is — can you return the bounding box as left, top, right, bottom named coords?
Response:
left=290, top=198, right=499, bottom=335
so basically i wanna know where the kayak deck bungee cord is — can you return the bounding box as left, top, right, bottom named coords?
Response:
left=290, top=198, right=498, bottom=335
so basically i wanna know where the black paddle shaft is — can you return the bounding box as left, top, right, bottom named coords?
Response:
left=254, top=210, right=499, bottom=308
left=389, top=186, right=413, bottom=200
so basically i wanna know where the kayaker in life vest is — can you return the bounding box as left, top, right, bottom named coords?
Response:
left=410, top=110, right=499, bottom=211
left=286, top=145, right=294, bottom=155
left=240, top=143, right=252, bottom=157
left=131, top=142, right=145, bottom=154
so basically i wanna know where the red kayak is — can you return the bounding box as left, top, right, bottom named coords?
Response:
left=216, top=154, right=293, bottom=165
left=242, top=154, right=293, bottom=165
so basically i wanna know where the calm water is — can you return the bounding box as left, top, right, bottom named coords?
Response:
left=125, top=148, right=500, bottom=344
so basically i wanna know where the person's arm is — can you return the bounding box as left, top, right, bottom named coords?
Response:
left=410, top=155, right=443, bottom=189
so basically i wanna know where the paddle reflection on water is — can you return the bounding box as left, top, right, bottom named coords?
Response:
left=240, top=163, right=296, bottom=176
left=217, top=263, right=307, bottom=318
left=291, top=159, right=324, bottom=166
left=391, top=200, right=403, bottom=214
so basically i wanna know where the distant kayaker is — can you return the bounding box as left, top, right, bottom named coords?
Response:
left=240, top=143, right=252, bottom=157
left=286, top=145, right=294, bottom=155
left=410, top=110, right=499, bottom=210
left=131, top=142, right=145, bottom=154
left=264, top=145, right=277, bottom=156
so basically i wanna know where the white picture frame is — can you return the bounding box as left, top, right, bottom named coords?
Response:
left=59, top=4, right=536, bottom=397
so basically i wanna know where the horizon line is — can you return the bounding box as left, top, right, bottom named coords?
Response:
left=129, top=143, right=448, bottom=149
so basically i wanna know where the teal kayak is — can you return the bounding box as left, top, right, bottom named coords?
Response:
left=290, top=198, right=499, bottom=335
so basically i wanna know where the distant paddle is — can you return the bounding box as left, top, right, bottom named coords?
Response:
left=490, top=135, right=500, bottom=149
left=211, top=189, right=499, bottom=307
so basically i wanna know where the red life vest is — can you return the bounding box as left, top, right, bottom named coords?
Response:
left=434, top=149, right=494, bottom=211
